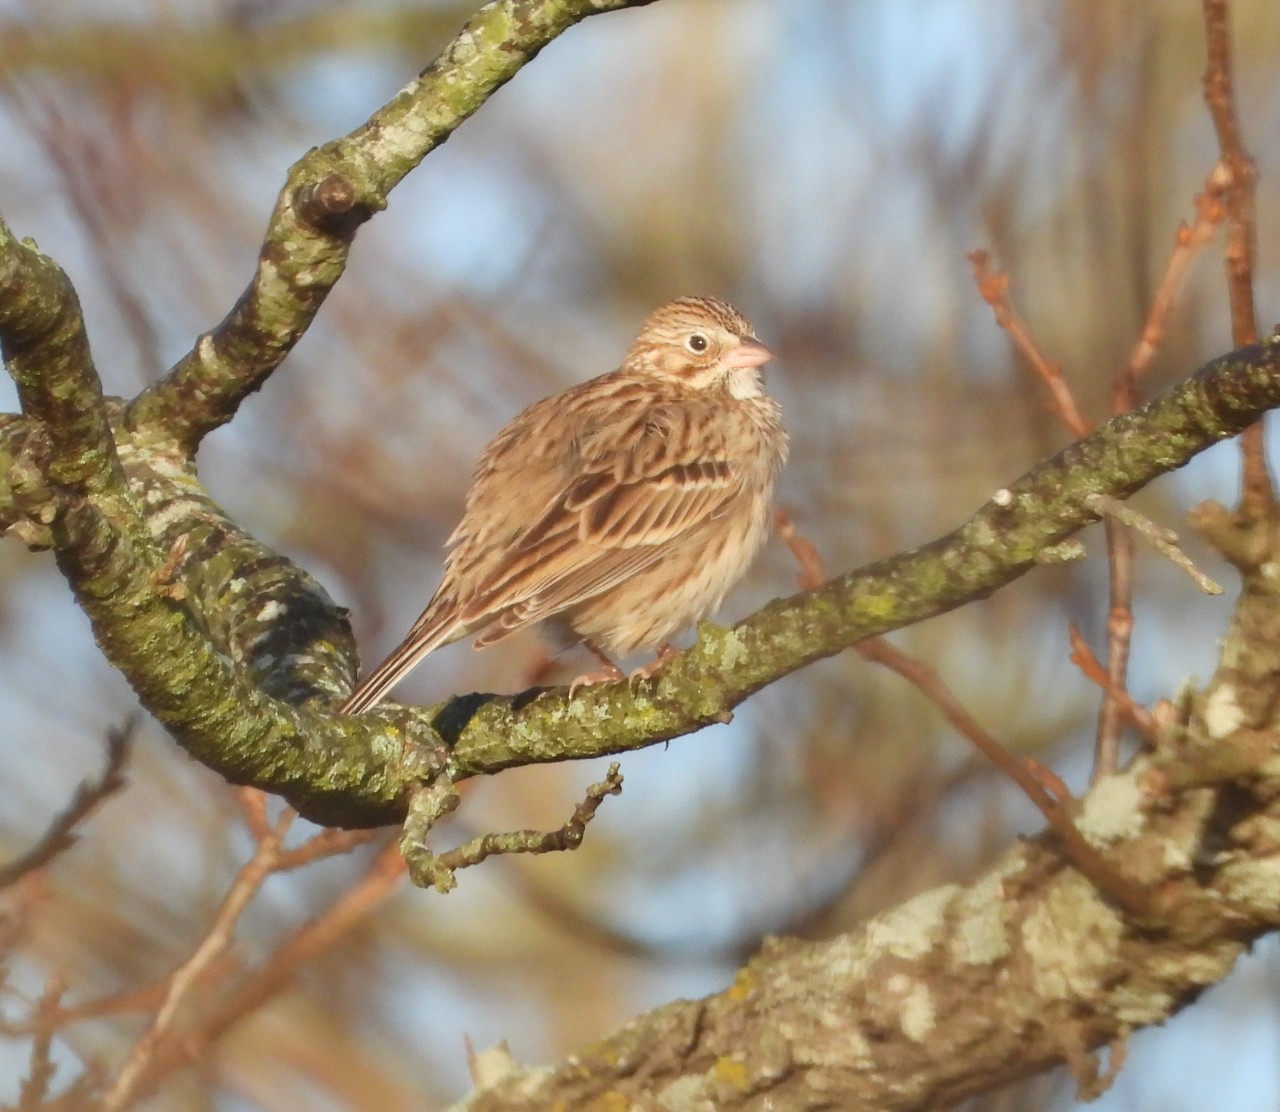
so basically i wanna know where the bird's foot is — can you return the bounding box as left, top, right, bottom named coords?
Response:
left=569, top=642, right=627, bottom=698
left=568, top=663, right=625, bottom=699
left=627, top=642, right=680, bottom=687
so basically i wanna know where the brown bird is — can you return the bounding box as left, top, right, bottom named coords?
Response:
left=341, top=296, right=788, bottom=714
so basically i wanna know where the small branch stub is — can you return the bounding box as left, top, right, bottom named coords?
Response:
left=400, top=765, right=625, bottom=893
left=295, top=173, right=362, bottom=235
left=1086, top=493, right=1223, bottom=594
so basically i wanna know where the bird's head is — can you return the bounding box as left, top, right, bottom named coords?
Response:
left=624, top=296, right=773, bottom=397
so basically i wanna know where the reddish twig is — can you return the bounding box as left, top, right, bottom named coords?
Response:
left=1201, top=0, right=1272, bottom=511
left=967, top=250, right=1091, bottom=438
left=776, top=511, right=1154, bottom=919
left=17, top=976, right=67, bottom=1108
left=853, top=639, right=1151, bottom=918
left=122, top=840, right=407, bottom=1103
left=774, top=506, right=828, bottom=590
left=100, top=806, right=295, bottom=1111
left=235, top=786, right=273, bottom=844
left=0, top=719, right=133, bottom=890
left=1119, top=166, right=1230, bottom=390
left=1094, top=170, right=1228, bottom=783
left=1069, top=624, right=1158, bottom=743
left=1092, top=516, right=1135, bottom=784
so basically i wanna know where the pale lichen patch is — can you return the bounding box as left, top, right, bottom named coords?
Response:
left=657, top=1074, right=709, bottom=1110
left=1021, top=875, right=1123, bottom=1001
left=255, top=599, right=286, bottom=623
left=1202, top=683, right=1246, bottom=738
left=717, top=628, right=748, bottom=671
left=899, top=981, right=936, bottom=1042
left=952, top=863, right=1018, bottom=965
left=1076, top=773, right=1146, bottom=847
left=863, top=884, right=959, bottom=961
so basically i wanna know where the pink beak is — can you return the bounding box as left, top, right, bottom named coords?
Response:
left=725, top=336, right=774, bottom=369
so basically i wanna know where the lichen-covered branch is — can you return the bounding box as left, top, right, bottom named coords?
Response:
left=124, top=0, right=657, bottom=452
left=448, top=498, right=1280, bottom=1107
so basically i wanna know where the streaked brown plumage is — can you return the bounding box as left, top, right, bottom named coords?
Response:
left=341, top=296, right=788, bottom=714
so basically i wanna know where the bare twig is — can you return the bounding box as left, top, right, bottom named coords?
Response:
left=967, top=250, right=1091, bottom=438
left=1094, top=171, right=1227, bottom=784
left=1092, top=518, right=1135, bottom=783
left=122, top=840, right=407, bottom=1103
left=0, top=718, right=134, bottom=890
left=401, top=767, right=624, bottom=893
left=774, top=506, right=828, bottom=590
left=273, top=827, right=381, bottom=872
left=1086, top=494, right=1223, bottom=595
left=1068, top=625, right=1158, bottom=743
left=1202, top=0, right=1272, bottom=511
left=100, top=807, right=295, bottom=1111
left=853, top=638, right=1153, bottom=919
left=776, top=510, right=1155, bottom=920
left=17, top=977, right=67, bottom=1110
left=234, top=786, right=273, bottom=844
left=1120, top=166, right=1230, bottom=386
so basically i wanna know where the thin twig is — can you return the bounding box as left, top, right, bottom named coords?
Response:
left=853, top=638, right=1153, bottom=918
left=272, top=827, right=381, bottom=872
left=1093, top=519, right=1135, bottom=784
left=234, top=786, right=273, bottom=844
left=0, top=718, right=134, bottom=890
left=17, top=977, right=66, bottom=1110
left=1086, top=493, right=1223, bottom=595
left=775, top=511, right=1156, bottom=920
left=402, top=767, right=624, bottom=893
left=1120, top=166, right=1230, bottom=386
left=122, top=840, right=407, bottom=1103
left=100, top=807, right=295, bottom=1111
left=968, top=250, right=1091, bottom=438
left=1068, top=625, right=1158, bottom=743
left=1094, top=170, right=1227, bottom=784
left=1201, top=0, right=1272, bottom=511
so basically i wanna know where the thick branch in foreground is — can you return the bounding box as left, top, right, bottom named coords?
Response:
left=453, top=751, right=1251, bottom=1110
left=124, top=0, right=657, bottom=452
left=452, top=496, right=1280, bottom=1108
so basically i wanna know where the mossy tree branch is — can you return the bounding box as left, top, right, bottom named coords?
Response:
left=0, top=0, right=660, bottom=828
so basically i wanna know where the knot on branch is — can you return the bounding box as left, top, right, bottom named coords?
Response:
left=2, top=419, right=59, bottom=549
left=295, top=173, right=366, bottom=238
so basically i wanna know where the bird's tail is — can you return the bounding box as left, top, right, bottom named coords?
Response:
left=340, top=609, right=460, bottom=715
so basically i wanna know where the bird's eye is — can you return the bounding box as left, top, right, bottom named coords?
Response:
left=685, top=333, right=709, bottom=354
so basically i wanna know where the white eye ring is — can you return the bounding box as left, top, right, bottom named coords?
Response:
left=685, top=333, right=709, bottom=354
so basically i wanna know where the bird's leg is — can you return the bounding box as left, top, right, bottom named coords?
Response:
left=629, top=641, right=680, bottom=686
left=568, top=641, right=626, bottom=698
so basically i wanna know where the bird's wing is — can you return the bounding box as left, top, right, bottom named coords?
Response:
left=457, top=400, right=745, bottom=637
